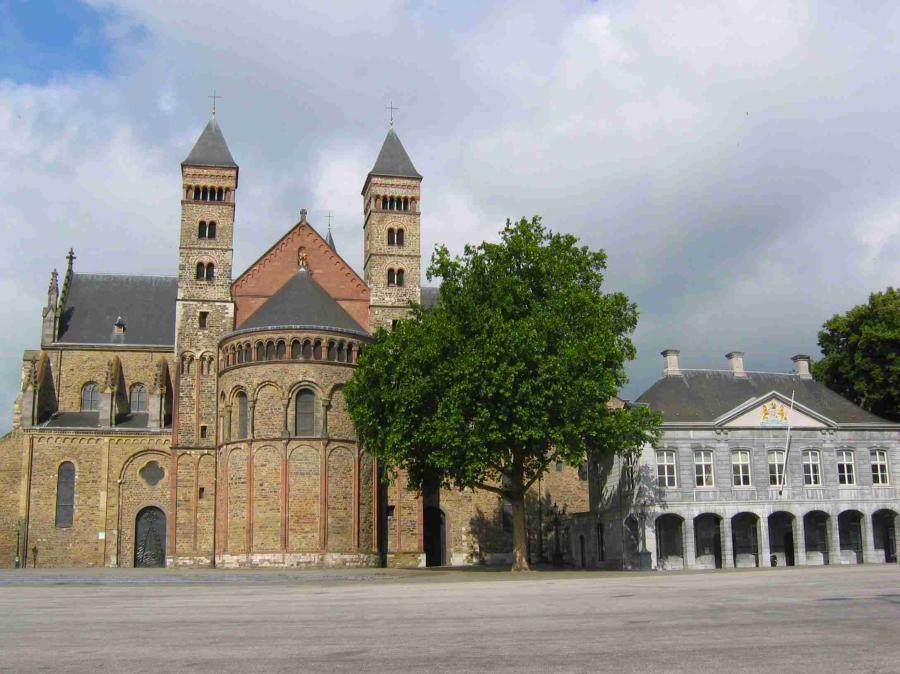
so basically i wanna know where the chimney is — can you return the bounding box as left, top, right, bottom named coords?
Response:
left=791, top=354, right=812, bottom=379
left=114, top=316, right=126, bottom=335
left=661, top=349, right=681, bottom=376
left=726, top=351, right=746, bottom=377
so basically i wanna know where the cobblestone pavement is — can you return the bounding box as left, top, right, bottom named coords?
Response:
left=0, top=565, right=897, bottom=673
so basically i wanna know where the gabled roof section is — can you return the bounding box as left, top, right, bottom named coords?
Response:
left=240, top=268, right=364, bottom=334
left=369, top=128, right=421, bottom=179
left=636, top=370, right=892, bottom=425
left=56, top=273, right=177, bottom=346
left=715, top=390, right=835, bottom=429
left=231, top=219, right=369, bottom=330
left=183, top=116, right=237, bottom=168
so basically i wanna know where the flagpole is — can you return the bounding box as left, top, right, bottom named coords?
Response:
left=778, top=390, right=796, bottom=496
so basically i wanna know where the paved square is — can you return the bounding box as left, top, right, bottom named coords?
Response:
left=0, top=566, right=897, bottom=673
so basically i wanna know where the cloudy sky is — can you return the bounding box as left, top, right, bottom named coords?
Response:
left=1, top=1, right=898, bottom=431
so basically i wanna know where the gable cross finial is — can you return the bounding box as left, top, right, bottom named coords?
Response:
left=326, top=210, right=333, bottom=232
left=208, top=89, right=222, bottom=116
left=66, top=248, right=76, bottom=272
left=299, top=208, right=307, bottom=223
left=386, top=100, right=398, bottom=127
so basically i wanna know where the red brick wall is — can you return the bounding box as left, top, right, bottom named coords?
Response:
left=232, top=223, right=370, bottom=330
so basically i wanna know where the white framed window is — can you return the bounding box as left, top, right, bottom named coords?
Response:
left=802, top=450, right=821, bottom=486
left=837, top=449, right=855, bottom=485
left=731, top=450, right=751, bottom=487
left=871, top=450, right=890, bottom=485
left=656, top=450, right=677, bottom=488
left=694, top=450, right=714, bottom=487
left=768, top=450, right=785, bottom=487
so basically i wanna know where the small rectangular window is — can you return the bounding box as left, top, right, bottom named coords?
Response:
left=837, top=450, right=855, bottom=485
left=386, top=505, right=395, bottom=520
left=871, top=450, right=889, bottom=485
left=199, top=311, right=209, bottom=329
left=803, top=450, right=821, bottom=486
left=656, top=450, right=677, bottom=488
left=731, top=450, right=751, bottom=487
left=198, top=487, right=205, bottom=499
left=694, top=450, right=714, bottom=487
left=768, top=450, right=785, bottom=487
left=199, top=425, right=208, bottom=439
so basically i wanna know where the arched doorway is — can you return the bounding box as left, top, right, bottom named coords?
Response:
left=655, top=514, right=684, bottom=569
left=872, top=510, right=898, bottom=563
left=768, top=512, right=796, bottom=566
left=694, top=514, right=722, bottom=569
left=804, top=511, right=830, bottom=565
left=134, top=506, right=166, bottom=568
left=838, top=510, right=864, bottom=564
left=423, top=507, right=446, bottom=567
left=732, top=513, right=760, bottom=567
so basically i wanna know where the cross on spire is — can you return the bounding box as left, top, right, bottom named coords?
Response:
left=326, top=210, right=333, bottom=231
left=208, top=89, right=222, bottom=116
left=386, top=100, right=398, bottom=127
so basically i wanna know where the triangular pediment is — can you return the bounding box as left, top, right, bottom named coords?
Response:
left=716, top=391, right=835, bottom=428
left=232, top=221, right=369, bottom=331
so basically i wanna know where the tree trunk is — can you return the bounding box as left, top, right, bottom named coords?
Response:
left=510, top=491, right=530, bottom=571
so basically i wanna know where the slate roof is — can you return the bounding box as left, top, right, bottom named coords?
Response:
left=325, top=227, right=336, bottom=251
left=183, top=116, right=237, bottom=168
left=240, top=268, right=365, bottom=334
left=44, top=411, right=100, bottom=428
left=369, top=128, right=421, bottom=179
left=636, top=370, right=892, bottom=425
left=42, top=411, right=166, bottom=430
left=56, top=274, right=177, bottom=346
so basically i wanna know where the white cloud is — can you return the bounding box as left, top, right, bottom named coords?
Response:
left=0, top=1, right=898, bottom=429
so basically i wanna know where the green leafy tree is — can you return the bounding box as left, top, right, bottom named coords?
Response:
left=813, top=287, right=900, bottom=422
left=345, top=217, right=661, bottom=570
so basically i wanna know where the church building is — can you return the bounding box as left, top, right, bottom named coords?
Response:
left=0, top=115, right=585, bottom=569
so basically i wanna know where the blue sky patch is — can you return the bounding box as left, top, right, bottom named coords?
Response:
left=0, top=0, right=114, bottom=83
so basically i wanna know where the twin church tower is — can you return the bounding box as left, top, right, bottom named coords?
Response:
left=173, top=116, right=423, bottom=452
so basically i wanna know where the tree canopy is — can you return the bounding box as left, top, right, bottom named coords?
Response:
left=813, top=287, right=899, bottom=422
left=345, top=216, right=660, bottom=569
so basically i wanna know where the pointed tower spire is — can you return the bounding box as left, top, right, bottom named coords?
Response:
left=183, top=116, right=237, bottom=168
left=362, top=126, right=421, bottom=331
left=325, top=211, right=336, bottom=251
left=368, top=128, right=421, bottom=179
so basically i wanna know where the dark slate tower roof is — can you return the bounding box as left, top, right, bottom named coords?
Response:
left=636, top=370, right=890, bottom=425
left=183, top=116, right=237, bottom=168
left=369, top=128, right=421, bottom=179
left=325, top=227, right=336, bottom=251
left=240, top=268, right=365, bottom=334
left=56, top=273, right=178, bottom=345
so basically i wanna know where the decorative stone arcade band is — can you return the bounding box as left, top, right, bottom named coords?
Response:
left=221, top=336, right=362, bottom=369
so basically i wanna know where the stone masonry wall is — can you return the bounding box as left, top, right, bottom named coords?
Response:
left=0, top=431, right=24, bottom=567
left=46, top=347, right=174, bottom=415
left=10, top=430, right=172, bottom=568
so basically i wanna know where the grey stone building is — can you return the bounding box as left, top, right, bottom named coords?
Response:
left=570, top=350, right=899, bottom=570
